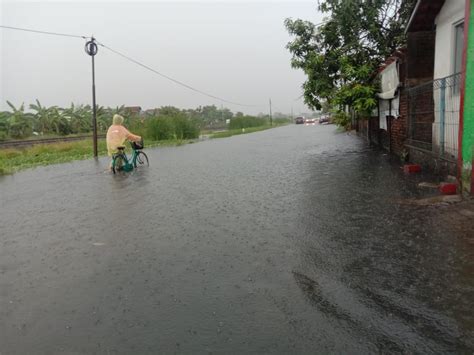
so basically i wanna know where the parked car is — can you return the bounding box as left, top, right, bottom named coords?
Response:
left=304, top=118, right=316, bottom=125
left=319, top=115, right=330, bottom=124
left=295, top=116, right=305, bottom=124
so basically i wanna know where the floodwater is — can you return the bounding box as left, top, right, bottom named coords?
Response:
left=0, top=125, right=473, bottom=353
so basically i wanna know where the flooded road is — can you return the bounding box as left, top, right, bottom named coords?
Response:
left=1, top=125, right=473, bottom=353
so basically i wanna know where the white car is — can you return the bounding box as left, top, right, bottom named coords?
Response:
left=304, top=118, right=316, bottom=125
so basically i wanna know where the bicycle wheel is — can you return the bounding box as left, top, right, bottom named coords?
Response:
left=112, top=154, right=126, bottom=174
left=134, top=151, right=149, bottom=169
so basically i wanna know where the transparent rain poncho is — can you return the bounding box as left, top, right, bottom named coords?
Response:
left=106, top=115, right=141, bottom=156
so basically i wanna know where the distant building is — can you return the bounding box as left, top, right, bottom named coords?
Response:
left=124, top=106, right=142, bottom=115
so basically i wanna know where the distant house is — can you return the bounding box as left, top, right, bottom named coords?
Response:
left=124, top=106, right=142, bottom=116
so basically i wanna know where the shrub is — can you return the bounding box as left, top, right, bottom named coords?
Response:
left=273, top=118, right=291, bottom=125
left=333, top=111, right=351, bottom=130
left=146, top=116, right=175, bottom=140
left=229, top=116, right=267, bottom=129
left=144, top=114, right=200, bottom=141
left=173, top=115, right=200, bottom=139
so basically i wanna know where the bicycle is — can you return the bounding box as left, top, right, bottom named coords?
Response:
left=112, top=139, right=149, bottom=174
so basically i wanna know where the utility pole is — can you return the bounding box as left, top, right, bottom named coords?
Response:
left=291, top=106, right=294, bottom=120
left=85, top=37, right=98, bottom=157
left=221, top=104, right=224, bottom=126
left=269, top=98, right=273, bottom=126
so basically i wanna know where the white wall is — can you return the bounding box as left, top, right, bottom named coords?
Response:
left=434, top=0, right=465, bottom=79
left=432, top=0, right=464, bottom=157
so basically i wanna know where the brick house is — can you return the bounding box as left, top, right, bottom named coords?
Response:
left=367, top=27, right=436, bottom=158
left=373, top=49, right=408, bottom=155
left=364, top=0, right=468, bottom=182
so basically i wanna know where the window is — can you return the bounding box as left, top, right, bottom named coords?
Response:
left=454, top=22, right=464, bottom=75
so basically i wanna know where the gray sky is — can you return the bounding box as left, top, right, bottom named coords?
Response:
left=1, top=0, right=323, bottom=115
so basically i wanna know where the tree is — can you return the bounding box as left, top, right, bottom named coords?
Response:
left=61, top=103, right=92, bottom=134
left=29, top=100, right=49, bottom=134
left=285, top=0, right=416, bottom=115
left=0, top=112, right=10, bottom=140
left=158, top=106, right=182, bottom=117
left=6, top=101, right=34, bottom=138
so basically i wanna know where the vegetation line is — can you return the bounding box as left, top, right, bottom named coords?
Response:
left=0, top=138, right=194, bottom=176
left=210, top=124, right=287, bottom=139
left=0, top=101, right=293, bottom=175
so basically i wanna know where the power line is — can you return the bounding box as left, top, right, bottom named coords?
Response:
left=97, top=41, right=262, bottom=108
left=0, top=25, right=88, bottom=39
left=1, top=24, right=264, bottom=108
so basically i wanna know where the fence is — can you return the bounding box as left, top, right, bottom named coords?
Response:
left=407, top=72, right=461, bottom=161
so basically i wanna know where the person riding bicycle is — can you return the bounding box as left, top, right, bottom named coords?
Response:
left=106, top=114, right=142, bottom=160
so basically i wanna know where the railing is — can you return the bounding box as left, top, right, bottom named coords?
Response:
left=407, top=72, right=461, bottom=161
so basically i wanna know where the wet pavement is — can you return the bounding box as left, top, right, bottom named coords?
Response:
left=0, top=125, right=473, bottom=354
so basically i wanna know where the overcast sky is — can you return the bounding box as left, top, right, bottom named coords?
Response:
left=1, top=0, right=323, bottom=115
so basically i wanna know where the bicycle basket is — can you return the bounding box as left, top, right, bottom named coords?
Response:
left=130, top=139, right=144, bottom=150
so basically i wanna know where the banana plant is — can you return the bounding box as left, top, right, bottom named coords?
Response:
left=0, top=111, right=11, bottom=140
left=29, top=99, right=49, bottom=134
left=61, top=103, right=89, bottom=134
left=6, top=101, right=34, bottom=138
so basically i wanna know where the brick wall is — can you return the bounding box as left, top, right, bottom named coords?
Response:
left=387, top=30, right=436, bottom=157
left=391, top=90, right=408, bottom=156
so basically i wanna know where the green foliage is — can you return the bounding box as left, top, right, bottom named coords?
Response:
left=334, top=83, right=377, bottom=115
left=0, top=101, right=270, bottom=142
left=185, top=105, right=233, bottom=129
left=6, top=101, right=34, bottom=138
left=146, top=116, right=175, bottom=141
left=0, top=112, right=9, bottom=141
left=273, top=117, right=292, bottom=125
left=0, top=101, right=243, bottom=140
left=211, top=125, right=273, bottom=139
left=229, top=116, right=267, bottom=129
left=173, top=115, right=200, bottom=140
left=285, top=0, right=416, bottom=113
left=332, top=111, right=351, bottom=130
left=145, top=113, right=199, bottom=141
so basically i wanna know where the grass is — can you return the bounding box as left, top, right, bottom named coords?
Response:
left=210, top=124, right=287, bottom=139
left=0, top=138, right=194, bottom=175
